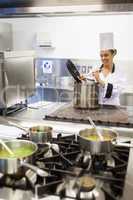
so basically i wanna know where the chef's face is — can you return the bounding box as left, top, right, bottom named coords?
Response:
left=100, top=50, right=114, bottom=65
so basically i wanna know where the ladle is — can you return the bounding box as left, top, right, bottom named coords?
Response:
left=88, top=117, right=104, bottom=141
left=0, top=139, right=14, bottom=156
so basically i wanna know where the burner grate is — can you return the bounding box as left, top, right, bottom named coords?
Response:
left=0, top=133, right=130, bottom=200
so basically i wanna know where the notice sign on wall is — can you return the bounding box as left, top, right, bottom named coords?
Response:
left=42, top=60, right=53, bottom=74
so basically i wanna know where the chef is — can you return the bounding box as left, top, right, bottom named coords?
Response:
left=80, top=33, right=125, bottom=106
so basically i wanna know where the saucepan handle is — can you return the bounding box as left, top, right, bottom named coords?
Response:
left=8, top=121, right=28, bottom=133
left=21, top=161, right=49, bottom=177
left=112, top=141, right=133, bottom=148
left=110, top=129, right=133, bottom=148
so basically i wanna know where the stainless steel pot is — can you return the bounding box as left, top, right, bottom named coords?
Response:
left=79, top=128, right=117, bottom=154
left=29, top=125, right=53, bottom=143
left=0, top=139, right=38, bottom=174
left=73, top=80, right=99, bottom=109
left=7, top=121, right=53, bottom=144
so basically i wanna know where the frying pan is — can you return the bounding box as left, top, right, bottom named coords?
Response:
left=66, top=59, right=81, bottom=83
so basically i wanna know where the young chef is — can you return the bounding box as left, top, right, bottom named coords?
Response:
left=80, top=48, right=125, bottom=106
left=80, top=32, right=126, bottom=106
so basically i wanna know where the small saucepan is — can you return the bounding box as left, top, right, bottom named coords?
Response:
left=79, top=128, right=118, bottom=155
left=29, top=125, right=53, bottom=143
left=0, top=139, right=38, bottom=174
left=8, top=121, right=53, bottom=144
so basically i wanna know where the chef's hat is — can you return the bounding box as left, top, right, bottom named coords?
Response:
left=99, top=32, right=114, bottom=50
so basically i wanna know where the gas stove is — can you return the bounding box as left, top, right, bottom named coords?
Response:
left=0, top=133, right=131, bottom=200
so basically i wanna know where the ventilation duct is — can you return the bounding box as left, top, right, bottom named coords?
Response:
left=0, top=1, right=133, bottom=17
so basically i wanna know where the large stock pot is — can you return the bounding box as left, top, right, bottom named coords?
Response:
left=73, top=80, right=99, bottom=109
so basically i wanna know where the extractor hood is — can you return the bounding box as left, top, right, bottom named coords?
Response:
left=0, top=0, right=133, bottom=17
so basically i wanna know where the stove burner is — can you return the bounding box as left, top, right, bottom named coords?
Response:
left=0, top=174, right=32, bottom=190
left=76, top=151, right=92, bottom=170
left=78, top=176, right=96, bottom=192
left=92, top=155, right=108, bottom=173
left=0, top=133, right=130, bottom=200
left=78, top=188, right=105, bottom=200
left=57, top=177, right=105, bottom=200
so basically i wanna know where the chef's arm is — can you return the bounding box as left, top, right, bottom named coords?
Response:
left=97, top=78, right=114, bottom=98
left=92, top=71, right=114, bottom=98
left=92, top=71, right=105, bottom=87
left=98, top=79, right=106, bottom=87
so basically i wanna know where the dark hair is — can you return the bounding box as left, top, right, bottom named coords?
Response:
left=109, top=49, right=117, bottom=56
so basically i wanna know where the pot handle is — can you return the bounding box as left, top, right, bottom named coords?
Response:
left=8, top=121, right=28, bottom=133
left=21, top=161, right=49, bottom=177
left=112, top=141, right=133, bottom=148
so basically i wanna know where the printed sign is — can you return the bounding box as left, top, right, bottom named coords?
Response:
left=42, top=60, right=53, bottom=74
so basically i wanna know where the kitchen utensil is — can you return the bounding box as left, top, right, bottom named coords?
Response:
left=0, top=139, right=14, bottom=156
left=79, top=128, right=117, bottom=154
left=29, top=125, right=53, bottom=143
left=79, top=127, right=133, bottom=154
left=7, top=120, right=53, bottom=144
left=112, top=141, right=133, bottom=148
left=21, top=162, right=48, bottom=177
left=66, top=59, right=81, bottom=83
left=8, top=121, right=28, bottom=133
left=88, top=117, right=104, bottom=141
left=73, top=80, right=99, bottom=109
left=0, top=139, right=38, bottom=174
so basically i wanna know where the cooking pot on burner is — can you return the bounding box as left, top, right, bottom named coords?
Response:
left=0, top=139, right=38, bottom=174
left=29, top=125, right=53, bottom=144
left=79, top=127, right=133, bottom=155
left=79, top=128, right=118, bottom=155
left=73, top=80, right=99, bottom=109
left=7, top=121, right=53, bottom=144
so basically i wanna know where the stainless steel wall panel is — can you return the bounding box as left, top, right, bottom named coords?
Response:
left=0, top=51, right=35, bottom=108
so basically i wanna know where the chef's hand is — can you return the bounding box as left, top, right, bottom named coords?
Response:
left=92, top=70, right=105, bottom=87
left=92, top=70, right=100, bottom=82
left=79, top=74, right=86, bottom=81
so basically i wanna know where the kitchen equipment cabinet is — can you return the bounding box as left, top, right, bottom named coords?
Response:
left=0, top=51, right=35, bottom=114
left=0, top=22, right=12, bottom=51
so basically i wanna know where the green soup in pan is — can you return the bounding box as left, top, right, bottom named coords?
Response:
left=0, top=146, right=34, bottom=159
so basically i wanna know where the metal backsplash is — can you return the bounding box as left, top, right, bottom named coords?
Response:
left=27, top=57, right=133, bottom=104
left=36, top=58, right=133, bottom=90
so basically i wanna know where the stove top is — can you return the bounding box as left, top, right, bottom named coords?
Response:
left=0, top=134, right=131, bottom=200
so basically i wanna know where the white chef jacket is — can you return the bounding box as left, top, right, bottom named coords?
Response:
left=86, top=65, right=126, bottom=106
